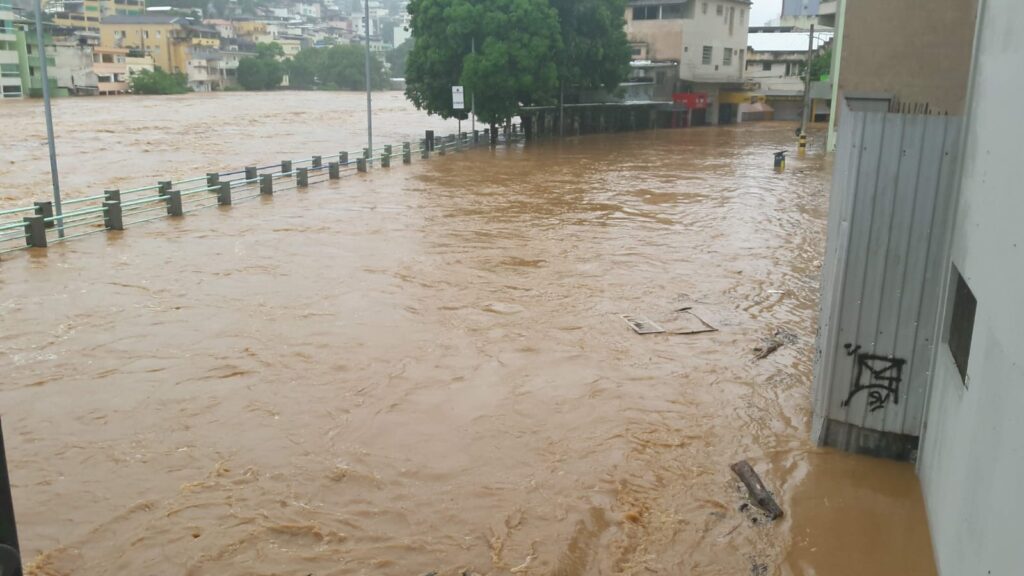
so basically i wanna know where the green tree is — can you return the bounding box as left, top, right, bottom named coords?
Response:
left=130, top=68, right=189, bottom=94
left=405, top=0, right=562, bottom=125
left=237, top=57, right=284, bottom=90
left=286, top=45, right=388, bottom=90
left=810, top=47, right=832, bottom=80
left=550, top=0, right=631, bottom=97
left=389, top=38, right=414, bottom=78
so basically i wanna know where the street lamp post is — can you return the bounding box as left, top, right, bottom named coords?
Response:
left=364, top=0, right=373, bottom=165
left=33, top=0, right=64, bottom=238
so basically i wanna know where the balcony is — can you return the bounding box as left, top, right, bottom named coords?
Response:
left=817, top=0, right=838, bottom=27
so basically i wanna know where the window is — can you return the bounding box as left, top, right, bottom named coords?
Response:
left=144, top=30, right=149, bottom=38
left=630, top=45, right=643, bottom=57
left=716, top=4, right=723, bottom=15
left=0, top=63, right=19, bottom=78
left=156, top=30, right=161, bottom=38
left=723, top=47, right=732, bottom=65
left=702, top=45, right=712, bottom=65
left=762, top=61, right=772, bottom=71
left=661, top=3, right=684, bottom=18
left=946, top=266, right=977, bottom=385
left=632, top=5, right=659, bottom=20
left=785, top=62, right=791, bottom=75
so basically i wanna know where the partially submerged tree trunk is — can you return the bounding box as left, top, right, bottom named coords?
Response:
left=730, top=460, right=784, bottom=520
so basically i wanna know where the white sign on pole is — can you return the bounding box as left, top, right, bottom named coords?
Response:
left=452, top=85, right=465, bottom=110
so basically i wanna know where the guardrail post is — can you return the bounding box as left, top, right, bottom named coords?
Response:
left=439, top=139, right=447, bottom=156
left=426, top=130, right=435, bottom=151
left=281, top=160, right=292, bottom=175
left=103, top=200, right=123, bottom=230
left=158, top=180, right=172, bottom=197
left=328, top=161, right=340, bottom=179
left=206, top=172, right=219, bottom=189
left=33, top=201, right=54, bottom=229
left=218, top=182, right=232, bottom=206
left=356, top=157, right=367, bottom=173
left=473, top=130, right=480, bottom=144
left=245, top=166, right=257, bottom=182
left=340, top=151, right=349, bottom=166
left=297, top=167, right=309, bottom=187
left=260, top=174, right=273, bottom=195
left=166, top=190, right=183, bottom=217
left=403, top=142, right=411, bottom=164
left=1, top=416, right=22, bottom=576
left=420, top=138, right=429, bottom=159
left=312, top=155, right=322, bottom=169
left=382, top=145, right=392, bottom=168
left=22, top=216, right=46, bottom=248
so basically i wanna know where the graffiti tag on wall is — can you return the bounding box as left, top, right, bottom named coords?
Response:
left=840, top=344, right=907, bottom=412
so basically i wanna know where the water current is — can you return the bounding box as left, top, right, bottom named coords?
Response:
left=0, top=92, right=935, bottom=575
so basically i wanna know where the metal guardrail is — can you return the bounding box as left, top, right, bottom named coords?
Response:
left=0, top=125, right=523, bottom=260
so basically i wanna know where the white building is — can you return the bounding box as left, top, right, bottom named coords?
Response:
left=745, top=29, right=831, bottom=120
left=916, top=0, right=1024, bottom=573
left=624, top=0, right=752, bottom=124
left=1, top=1, right=21, bottom=100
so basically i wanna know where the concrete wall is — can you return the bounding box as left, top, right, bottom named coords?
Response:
left=918, top=0, right=1024, bottom=574
left=840, top=0, right=977, bottom=114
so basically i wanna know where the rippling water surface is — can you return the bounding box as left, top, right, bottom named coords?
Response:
left=0, top=93, right=935, bottom=575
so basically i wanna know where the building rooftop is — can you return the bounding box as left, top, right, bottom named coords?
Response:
left=100, top=15, right=186, bottom=25
left=747, top=31, right=832, bottom=52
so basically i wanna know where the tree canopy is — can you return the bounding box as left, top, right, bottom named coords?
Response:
left=404, top=0, right=630, bottom=124
left=130, top=69, right=189, bottom=95
left=287, top=45, right=389, bottom=91
left=237, top=45, right=284, bottom=91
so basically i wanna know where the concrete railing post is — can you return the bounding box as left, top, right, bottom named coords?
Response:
left=312, top=155, right=322, bottom=169
left=420, top=138, right=429, bottom=159
left=23, top=216, right=46, bottom=248
left=217, top=182, right=232, bottom=206
left=103, top=189, right=123, bottom=229
left=281, top=160, right=292, bottom=175
left=206, top=172, right=220, bottom=189
left=297, top=167, right=309, bottom=187
left=245, top=166, right=257, bottom=182
left=426, top=130, right=435, bottom=151
left=166, top=190, right=183, bottom=217
left=340, top=151, right=349, bottom=166
left=356, top=158, right=367, bottom=173
left=158, top=180, right=172, bottom=197
left=33, top=201, right=54, bottom=229
left=403, top=142, right=411, bottom=164
left=439, top=139, right=447, bottom=156
left=328, top=161, right=340, bottom=179
left=260, top=174, right=273, bottom=195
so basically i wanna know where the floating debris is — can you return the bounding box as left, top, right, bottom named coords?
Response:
left=621, top=314, right=665, bottom=334
left=753, top=328, right=797, bottom=360
left=730, top=460, right=784, bottom=520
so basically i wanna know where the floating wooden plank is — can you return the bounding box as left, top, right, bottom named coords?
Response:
left=730, top=460, right=784, bottom=520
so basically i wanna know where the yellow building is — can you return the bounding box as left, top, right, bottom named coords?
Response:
left=99, top=15, right=217, bottom=74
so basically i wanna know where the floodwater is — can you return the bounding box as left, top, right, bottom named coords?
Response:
left=0, top=92, right=935, bottom=575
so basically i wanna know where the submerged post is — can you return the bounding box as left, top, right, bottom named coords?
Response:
left=340, top=151, right=349, bottom=166
left=402, top=142, right=411, bottom=164
left=166, top=190, right=183, bottom=217
left=33, top=201, right=54, bottom=229
left=217, top=182, right=232, bottom=206
left=312, top=155, right=322, bottom=169
left=244, top=166, right=257, bottom=182
left=1, top=416, right=22, bottom=576
left=158, top=180, right=172, bottom=197
left=357, top=157, right=367, bottom=173
left=206, top=172, right=219, bottom=189
left=420, top=138, right=429, bottom=159
left=23, top=216, right=46, bottom=248
left=281, top=160, right=292, bottom=175
left=297, top=167, right=309, bottom=187
left=260, top=174, right=273, bottom=195
left=426, top=130, right=434, bottom=151
left=328, top=161, right=340, bottom=179
left=103, top=189, right=123, bottom=230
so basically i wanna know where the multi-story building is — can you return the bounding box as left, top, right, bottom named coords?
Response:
left=14, top=25, right=69, bottom=98
left=52, top=0, right=146, bottom=33
left=99, top=14, right=189, bottom=72
left=52, top=32, right=99, bottom=94
left=0, top=0, right=21, bottom=99
left=744, top=29, right=831, bottom=120
left=624, top=0, right=752, bottom=124
left=822, top=0, right=979, bottom=149
left=93, top=46, right=128, bottom=93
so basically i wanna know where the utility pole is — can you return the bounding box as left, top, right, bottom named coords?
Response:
left=33, top=0, right=64, bottom=238
left=364, top=0, right=373, bottom=165
left=799, top=23, right=815, bottom=138
left=470, top=37, right=475, bottom=134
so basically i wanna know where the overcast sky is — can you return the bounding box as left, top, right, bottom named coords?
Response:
left=749, top=0, right=783, bottom=25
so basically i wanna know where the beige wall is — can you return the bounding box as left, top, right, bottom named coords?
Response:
left=625, top=15, right=685, bottom=61
left=840, top=0, right=978, bottom=114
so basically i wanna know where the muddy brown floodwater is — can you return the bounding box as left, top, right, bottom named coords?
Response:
left=1, top=92, right=935, bottom=575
